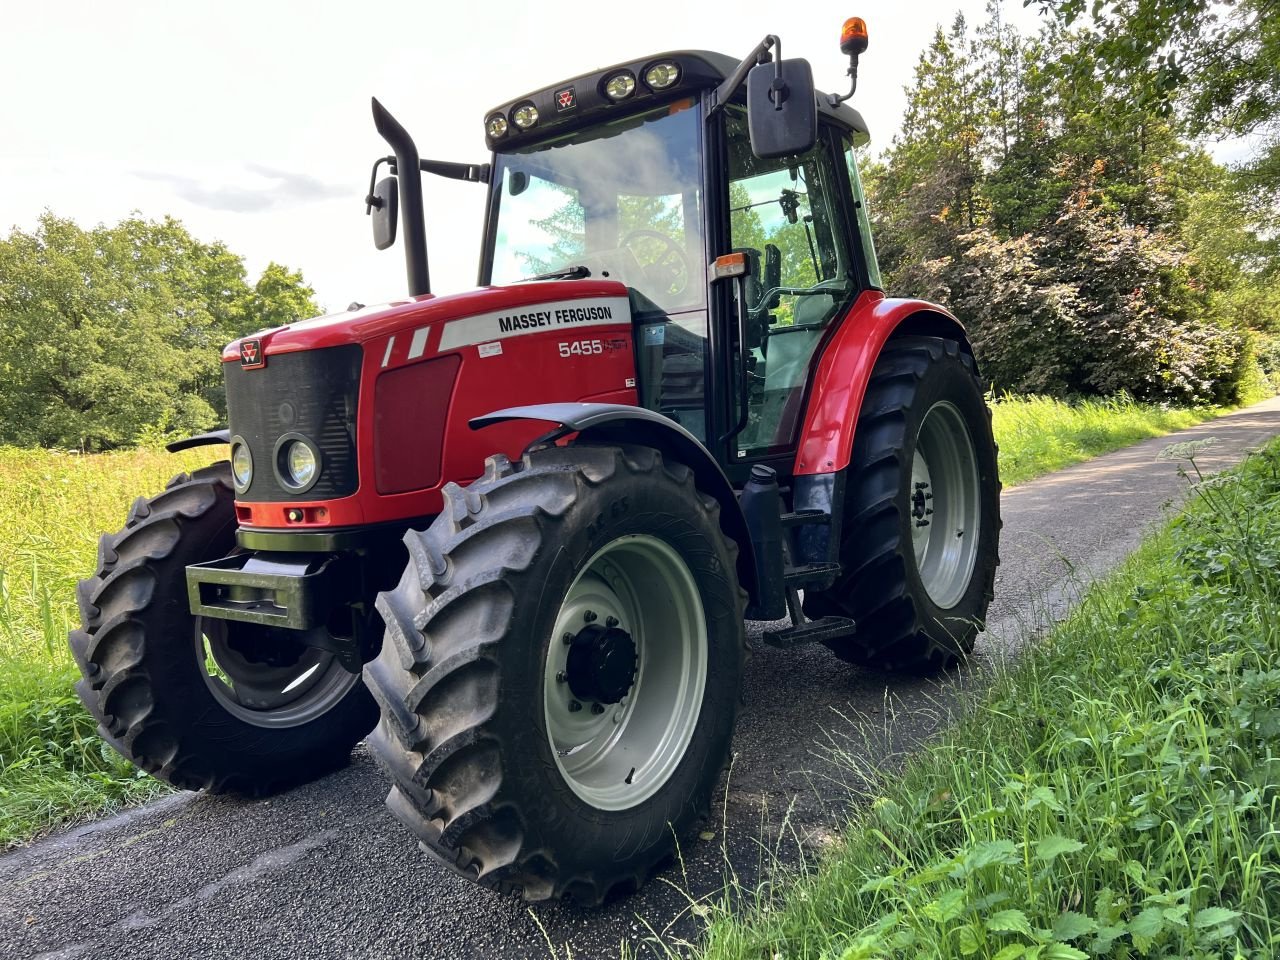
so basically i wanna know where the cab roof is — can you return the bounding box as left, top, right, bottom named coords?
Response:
left=483, top=49, right=870, bottom=152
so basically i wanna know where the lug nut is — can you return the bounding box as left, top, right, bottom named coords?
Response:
left=583, top=610, right=598, bottom=623
left=569, top=700, right=582, bottom=712
left=605, top=616, right=619, bottom=628
left=563, top=632, right=574, bottom=645
left=555, top=671, right=567, bottom=683
left=591, top=703, right=605, bottom=715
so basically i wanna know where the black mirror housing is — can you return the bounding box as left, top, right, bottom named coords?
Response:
left=746, top=59, right=817, bottom=160
left=371, top=176, right=399, bottom=251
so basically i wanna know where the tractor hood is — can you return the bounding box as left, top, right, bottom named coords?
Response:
left=222, top=279, right=630, bottom=364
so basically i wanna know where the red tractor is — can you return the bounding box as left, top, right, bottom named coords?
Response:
left=70, top=20, right=999, bottom=903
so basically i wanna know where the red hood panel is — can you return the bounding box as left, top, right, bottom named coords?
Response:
left=222, top=279, right=630, bottom=361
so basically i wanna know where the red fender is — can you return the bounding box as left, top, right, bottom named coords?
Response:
left=794, top=291, right=971, bottom=476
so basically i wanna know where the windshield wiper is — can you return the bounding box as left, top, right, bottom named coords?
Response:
left=521, top=265, right=591, bottom=282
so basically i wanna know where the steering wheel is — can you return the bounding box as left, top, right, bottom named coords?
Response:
left=619, top=229, right=691, bottom=300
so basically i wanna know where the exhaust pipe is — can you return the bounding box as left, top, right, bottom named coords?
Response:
left=371, top=97, right=430, bottom=297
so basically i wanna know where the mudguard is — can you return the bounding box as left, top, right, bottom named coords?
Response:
left=471, top=403, right=758, bottom=603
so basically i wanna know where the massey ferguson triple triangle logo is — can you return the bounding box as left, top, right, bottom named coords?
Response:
left=556, top=86, right=576, bottom=111
left=240, top=339, right=264, bottom=369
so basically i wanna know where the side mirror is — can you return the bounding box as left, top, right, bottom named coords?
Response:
left=370, top=176, right=399, bottom=251
left=746, top=59, right=817, bottom=160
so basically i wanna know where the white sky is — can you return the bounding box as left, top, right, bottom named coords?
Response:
left=1, top=0, right=1227, bottom=315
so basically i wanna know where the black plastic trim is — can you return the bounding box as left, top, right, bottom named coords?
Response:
left=236, top=517, right=427, bottom=553
left=165, top=429, right=230, bottom=453
left=470, top=402, right=759, bottom=603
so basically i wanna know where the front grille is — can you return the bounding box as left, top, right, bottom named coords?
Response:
left=224, top=345, right=362, bottom=502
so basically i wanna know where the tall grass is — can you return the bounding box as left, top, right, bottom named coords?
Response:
left=0, top=446, right=204, bottom=846
left=689, top=440, right=1280, bottom=959
left=991, top=394, right=1221, bottom=486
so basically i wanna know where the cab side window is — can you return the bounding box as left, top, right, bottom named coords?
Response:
left=726, top=110, right=853, bottom=457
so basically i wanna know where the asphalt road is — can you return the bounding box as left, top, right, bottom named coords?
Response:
left=5, top=398, right=1280, bottom=960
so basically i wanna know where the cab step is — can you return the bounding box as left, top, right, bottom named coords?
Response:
left=779, top=509, right=826, bottom=528
left=763, top=615, right=856, bottom=649
left=782, top=562, right=841, bottom=590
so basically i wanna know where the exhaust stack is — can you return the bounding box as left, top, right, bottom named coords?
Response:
left=371, top=97, right=431, bottom=297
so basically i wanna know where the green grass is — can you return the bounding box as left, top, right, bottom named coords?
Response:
left=0, top=446, right=204, bottom=847
left=991, top=394, right=1225, bottom=487
left=0, top=394, right=1253, bottom=848
left=687, top=440, right=1280, bottom=959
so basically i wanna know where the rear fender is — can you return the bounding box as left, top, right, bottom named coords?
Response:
left=471, top=403, right=758, bottom=604
left=795, top=291, right=974, bottom=476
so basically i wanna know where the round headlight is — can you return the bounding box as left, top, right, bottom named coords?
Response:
left=512, top=102, right=539, bottom=129
left=273, top=434, right=322, bottom=493
left=486, top=114, right=508, bottom=138
left=285, top=441, right=317, bottom=487
left=230, top=439, right=253, bottom=492
left=644, top=62, right=680, bottom=90
left=604, top=72, right=636, bottom=101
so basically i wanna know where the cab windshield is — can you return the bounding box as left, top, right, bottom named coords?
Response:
left=488, top=100, right=705, bottom=315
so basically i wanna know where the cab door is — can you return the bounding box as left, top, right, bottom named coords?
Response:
left=717, top=108, right=866, bottom=473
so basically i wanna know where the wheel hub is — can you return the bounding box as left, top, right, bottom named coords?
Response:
left=565, top=621, right=637, bottom=705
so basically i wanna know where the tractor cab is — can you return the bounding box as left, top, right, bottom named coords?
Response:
left=369, top=38, right=881, bottom=480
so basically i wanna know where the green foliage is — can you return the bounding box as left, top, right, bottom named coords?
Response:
left=0, top=213, right=318, bottom=451
left=872, top=2, right=1278, bottom=406
left=693, top=439, right=1280, bottom=959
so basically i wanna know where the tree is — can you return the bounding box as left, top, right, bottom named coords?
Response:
left=0, top=212, right=318, bottom=450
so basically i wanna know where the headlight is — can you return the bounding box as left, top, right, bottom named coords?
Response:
left=230, top=438, right=253, bottom=493
left=486, top=114, right=508, bottom=138
left=273, top=434, right=322, bottom=493
left=605, top=72, right=636, bottom=101
left=644, top=62, right=680, bottom=90
left=511, top=102, right=538, bottom=129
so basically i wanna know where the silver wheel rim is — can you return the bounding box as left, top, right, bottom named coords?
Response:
left=543, top=535, right=707, bottom=811
left=910, top=401, right=982, bottom=610
left=196, top=620, right=361, bottom=728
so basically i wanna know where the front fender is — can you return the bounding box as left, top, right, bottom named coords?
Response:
left=472, top=403, right=758, bottom=604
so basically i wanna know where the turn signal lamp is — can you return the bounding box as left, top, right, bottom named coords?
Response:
left=840, top=17, right=869, bottom=56
left=708, top=252, right=748, bottom=282
left=512, top=102, right=539, bottom=129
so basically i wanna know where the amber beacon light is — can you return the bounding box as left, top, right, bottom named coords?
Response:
left=829, top=16, right=869, bottom=106
left=840, top=17, right=869, bottom=55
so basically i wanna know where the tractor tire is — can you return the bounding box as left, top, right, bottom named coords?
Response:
left=804, top=336, right=1000, bottom=672
left=364, top=444, right=745, bottom=904
left=68, top=462, right=378, bottom=795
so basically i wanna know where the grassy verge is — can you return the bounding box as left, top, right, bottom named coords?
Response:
left=693, top=440, right=1280, bottom=959
left=0, top=446, right=206, bottom=847
left=991, top=394, right=1225, bottom=487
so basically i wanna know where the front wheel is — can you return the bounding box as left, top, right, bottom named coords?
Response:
left=68, top=463, right=379, bottom=794
left=804, top=336, right=1001, bottom=672
left=363, top=444, right=745, bottom=903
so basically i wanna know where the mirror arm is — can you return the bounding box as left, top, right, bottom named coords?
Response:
left=364, top=156, right=395, bottom=214
left=708, top=35, right=777, bottom=117
left=419, top=159, right=491, bottom=184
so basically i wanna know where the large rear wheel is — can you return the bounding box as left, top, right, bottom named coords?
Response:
left=804, top=336, right=1000, bottom=672
left=364, top=444, right=745, bottom=903
left=68, top=463, right=378, bottom=794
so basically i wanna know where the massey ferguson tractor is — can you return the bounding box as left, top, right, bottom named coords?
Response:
left=70, top=19, right=999, bottom=903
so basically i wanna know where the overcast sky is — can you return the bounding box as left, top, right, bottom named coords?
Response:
left=0, top=0, right=1120, bottom=313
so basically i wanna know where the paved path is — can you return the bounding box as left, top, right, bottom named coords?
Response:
left=4, top=398, right=1280, bottom=960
